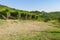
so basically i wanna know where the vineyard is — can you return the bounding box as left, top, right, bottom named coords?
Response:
left=0, top=4, right=60, bottom=40
left=0, top=4, right=60, bottom=22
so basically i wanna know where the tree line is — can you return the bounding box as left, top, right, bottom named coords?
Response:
left=0, top=5, right=60, bottom=22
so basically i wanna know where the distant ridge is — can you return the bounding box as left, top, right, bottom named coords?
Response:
left=0, top=4, right=8, bottom=8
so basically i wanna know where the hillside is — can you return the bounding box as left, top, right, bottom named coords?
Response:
left=0, top=4, right=60, bottom=40
left=0, top=4, right=60, bottom=22
left=0, top=4, right=7, bottom=8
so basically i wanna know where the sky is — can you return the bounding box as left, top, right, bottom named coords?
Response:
left=0, top=0, right=60, bottom=12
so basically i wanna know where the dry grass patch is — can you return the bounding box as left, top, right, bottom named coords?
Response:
left=0, top=20, right=53, bottom=40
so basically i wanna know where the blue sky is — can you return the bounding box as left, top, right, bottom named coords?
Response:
left=0, top=0, right=60, bottom=12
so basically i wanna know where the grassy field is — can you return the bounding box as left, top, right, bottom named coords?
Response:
left=0, top=20, right=60, bottom=40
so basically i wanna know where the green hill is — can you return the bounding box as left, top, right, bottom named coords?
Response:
left=0, top=4, right=60, bottom=22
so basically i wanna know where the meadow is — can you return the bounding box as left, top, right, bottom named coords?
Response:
left=0, top=19, right=59, bottom=40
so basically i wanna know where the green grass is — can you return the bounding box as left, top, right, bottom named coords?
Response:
left=0, top=19, right=5, bottom=25
left=15, top=28, right=60, bottom=40
left=44, top=27, right=60, bottom=40
left=16, top=32, right=42, bottom=40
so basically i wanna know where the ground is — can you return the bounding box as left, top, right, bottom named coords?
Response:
left=0, top=20, right=54, bottom=40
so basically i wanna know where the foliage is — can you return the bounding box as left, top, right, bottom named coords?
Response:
left=0, top=4, right=60, bottom=23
